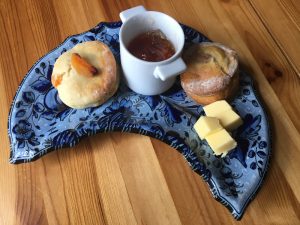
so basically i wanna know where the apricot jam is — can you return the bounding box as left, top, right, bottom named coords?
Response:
left=127, top=30, right=175, bottom=62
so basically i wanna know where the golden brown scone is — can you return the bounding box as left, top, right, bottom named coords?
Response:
left=180, top=42, right=239, bottom=105
left=51, top=41, right=119, bottom=109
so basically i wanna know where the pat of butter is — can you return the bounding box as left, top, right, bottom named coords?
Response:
left=203, top=100, right=232, bottom=115
left=193, top=116, right=223, bottom=140
left=203, top=100, right=243, bottom=131
left=217, top=110, right=243, bottom=131
left=205, top=129, right=237, bottom=156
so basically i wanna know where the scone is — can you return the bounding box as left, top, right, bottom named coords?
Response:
left=180, top=42, right=239, bottom=105
left=51, top=41, right=118, bottom=109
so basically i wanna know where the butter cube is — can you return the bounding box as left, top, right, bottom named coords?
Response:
left=203, top=100, right=243, bottom=131
left=206, top=129, right=237, bottom=156
left=203, top=100, right=232, bottom=116
left=193, top=116, right=222, bottom=140
left=215, top=110, right=243, bottom=131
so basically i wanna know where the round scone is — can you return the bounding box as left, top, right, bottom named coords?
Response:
left=51, top=41, right=118, bottom=109
left=180, top=42, right=239, bottom=105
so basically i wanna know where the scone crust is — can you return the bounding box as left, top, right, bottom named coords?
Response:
left=184, top=72, right=239, bottom=105
left=51, top=41, right=118, bottom=109
left=180, top=42, right=239, bottom=105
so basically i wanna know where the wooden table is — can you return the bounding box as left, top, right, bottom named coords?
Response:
left=0, top=0, right=299, bottom=224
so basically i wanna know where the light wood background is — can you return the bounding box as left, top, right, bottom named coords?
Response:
left=0, top=0, right=300, bottom=224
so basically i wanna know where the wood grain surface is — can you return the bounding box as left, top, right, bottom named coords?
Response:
left=0, top=0, right=300, bottom=224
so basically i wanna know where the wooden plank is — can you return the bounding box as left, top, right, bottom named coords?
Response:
left=90, top=134, right=138, bottom=225
left=110, top=132, right=182, bottom=225
left=39, top=135, right=139, bottom=225
left=39, top=154, right=73, bottom=225
left=40, top=140, right=108, bottom=225
left=0, top=1, right=48, bottom=225
left=0, top=71, right=17, bottom=225
left=249, top=0, right=300, bottom=76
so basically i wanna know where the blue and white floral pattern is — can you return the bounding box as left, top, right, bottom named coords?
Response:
left=8, top=22, right=271, bottom=220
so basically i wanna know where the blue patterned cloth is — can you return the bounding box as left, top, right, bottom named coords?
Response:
left=8, top=22, right=271, bottom=220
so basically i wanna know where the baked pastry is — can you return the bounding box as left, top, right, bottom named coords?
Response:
left=180, top=42, right=239, bottom=105
left=51, top=41, right=118, bottom=109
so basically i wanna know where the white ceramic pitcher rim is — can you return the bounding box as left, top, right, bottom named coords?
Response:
left=119, top=11, right=185, bottom=65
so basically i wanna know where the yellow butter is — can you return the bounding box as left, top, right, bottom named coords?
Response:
left=203, top=100, right=232, bottom=116
left=193, top=116, right=222, bottom=140
left=205, top=129, right=237, bottom=156
left=203, top=100, right=243, bottom=131
left=215, top=110, right=243, bottom=131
